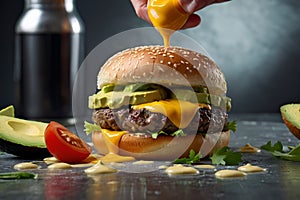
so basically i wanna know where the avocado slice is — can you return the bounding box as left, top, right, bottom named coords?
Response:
left=89, top=89, right=168, bottom=109
left=0, top=105, right=15, bottom=117
left=0, top=115, right=50, bottom=158
left=171, top=89, right=232, bottom=111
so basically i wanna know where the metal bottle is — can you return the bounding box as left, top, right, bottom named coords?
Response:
left=14, top=0, right=85, bottom=124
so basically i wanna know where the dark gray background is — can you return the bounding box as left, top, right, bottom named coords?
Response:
left=1, top=0, right=299, bottom=113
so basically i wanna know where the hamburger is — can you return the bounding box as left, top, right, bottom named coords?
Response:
left=87, top=45, right=235, bottom=160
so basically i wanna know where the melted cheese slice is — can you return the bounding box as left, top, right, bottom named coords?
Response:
left=132, top=99, right=199, bottom=128
left=99, top=100, right=206, bottom=159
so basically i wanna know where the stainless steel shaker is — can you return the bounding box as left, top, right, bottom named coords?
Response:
left=14, top=0, right=85, bottom=124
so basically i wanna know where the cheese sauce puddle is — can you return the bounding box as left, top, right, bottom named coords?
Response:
left=239, top=143, right=261, bottom=153
left=215, top=170, right=247, bottom=178
left=194, top=164, right=216, bottom=169
left=48, top=163, right=72, bottom=170
left=165, top=164, right=199, bottom=175
left=100, top=153, right=135, bottom=164
left=14, top=162, right=39, bottom=170
left=84, top=161, right=117, bottom=175
left=132, top=160, right=154, bottom=165
left=238, top=163, right=266, bottom=173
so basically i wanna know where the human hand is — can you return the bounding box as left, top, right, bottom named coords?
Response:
left=130, top=0, right=231, bottom=29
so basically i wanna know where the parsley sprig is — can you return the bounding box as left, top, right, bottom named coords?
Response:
left=210, top=146, right=242, bottom=165
left=224, top=120, right=237, bottom=132
left=261, top=141, right=300, bottom=161
left=173, top=149, right=201, bottom=164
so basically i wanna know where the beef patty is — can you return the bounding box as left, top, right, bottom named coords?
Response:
left=92, top=106, right=228, bottom=135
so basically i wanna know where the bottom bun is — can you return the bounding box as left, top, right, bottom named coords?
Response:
left=92, top=131, right=230, bottom=160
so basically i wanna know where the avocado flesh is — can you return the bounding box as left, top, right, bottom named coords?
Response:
left=89, top=83, right=231, bottom=111
left=0, top=105, right=15, bottom=117
left=0, top=115, right=50, bottom=158
left=280, top=104, right=300, bottom=129
left=171, top=89, right=231, bottom=111
left=89, top=89, right=168, bottom=109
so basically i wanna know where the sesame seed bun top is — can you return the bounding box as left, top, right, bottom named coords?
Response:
left=97, top=45, right=227, bottom=95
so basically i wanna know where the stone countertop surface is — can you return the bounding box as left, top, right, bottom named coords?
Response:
left=1, top=113, right=300, bottom=200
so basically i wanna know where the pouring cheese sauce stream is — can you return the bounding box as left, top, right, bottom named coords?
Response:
left=148, top=0, right=190, bottom=46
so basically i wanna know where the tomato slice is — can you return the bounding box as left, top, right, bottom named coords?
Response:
left=44, top=121, right=92, bottom=163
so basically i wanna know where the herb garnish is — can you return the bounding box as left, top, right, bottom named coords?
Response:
left=173, top=149, right=201, bottom=164
left=0, top=172, right=38, bottom=180
left=151, top=129, right=186, bottom=139
left=84, top=121, right=101, bottom=135
left=261, top=141, right=300, bottom=161
left=224, top=120, right=237, bottom=132
left=210, top=146, right=242, bottom=165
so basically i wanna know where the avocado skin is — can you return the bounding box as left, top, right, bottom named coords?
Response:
left=0, top=138, right=51, bottom=159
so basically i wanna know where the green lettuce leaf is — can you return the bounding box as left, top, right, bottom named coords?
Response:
left=84, top=121, right=101, bottom=135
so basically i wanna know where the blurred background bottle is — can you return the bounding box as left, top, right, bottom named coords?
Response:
left=14, top=0, right=85, bottom=125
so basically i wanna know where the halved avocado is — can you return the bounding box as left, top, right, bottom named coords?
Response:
left=280, top=104, right=300, bottom=140
left=0, top=115, right=50, bottom=158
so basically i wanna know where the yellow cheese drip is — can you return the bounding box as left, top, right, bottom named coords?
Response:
left=98, top=129, right=135, bottom=163
left=101, top=129, right=128, bottom=154
left=148, top=0, right=190, bottom=46
left=132, top=99, right=199, bottom=129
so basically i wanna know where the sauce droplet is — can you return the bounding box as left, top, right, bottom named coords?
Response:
left=239, top=143, right=261, bottom=153
left=84, top=161, right=117, bottom=175
left=14, top=162, right=39, bottom=170
left=48, top=163, right=72, bottom=170
left=194, top=164, right=216, bottom=169
left=148, top=0, right=190, bottom=46
left=215, top=169, right=247, bottom=178
left=158, top=165, right=168, bottom=169
left=238, top=163, right=266, bottom=173
left=43, top=157, right=60, bottom=164
left=165, top=164, right=199, bottom=175
left=132, top=160, right=154, bottom=165
left=100, top=153, right=135, bottom=164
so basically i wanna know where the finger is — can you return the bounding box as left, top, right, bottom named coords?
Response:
left=130, top=0, right=151, bottom=23
left=181, top=14, right=201, bottom=29
left=179, top=0, right=231, bottom=13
